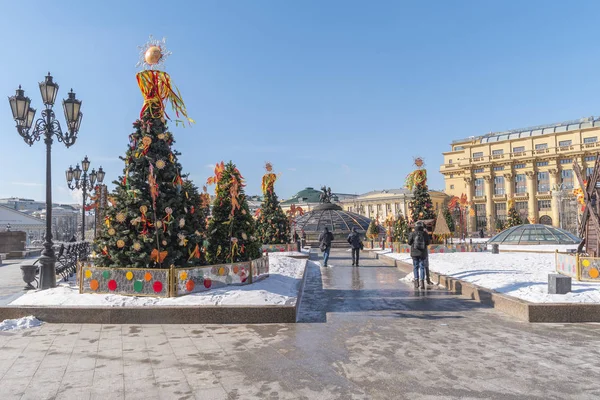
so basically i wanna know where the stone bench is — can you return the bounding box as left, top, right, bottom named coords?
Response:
left=549, top=274, right=571, bottom=295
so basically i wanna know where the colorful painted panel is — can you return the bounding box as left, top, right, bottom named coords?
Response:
left=556, top=253, right=578, bottom=279
left=80, top=265, right=170, bottom=297
left=578, top=257, right=600, bottom=281
left=261, top=244, right=296, bottom=253
left=391, top=243, right=487, bottom=254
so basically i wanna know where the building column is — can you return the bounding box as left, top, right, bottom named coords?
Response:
left=464, top=177, right=476, bottom=232
left=504, top=173, right=514, bottom=200
left=525, top=171, right=538, bottom=223
left=549, top=168, right=561, bottom=227
left=484, top=175, right=494, bottom=232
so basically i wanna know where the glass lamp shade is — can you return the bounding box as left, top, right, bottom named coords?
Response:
left=39, top=73, right=59, bottom=106
left=67, top=111, right=83, bottom=134
left=24, top=107, right=36, bottom=130
left=63, top=89, right=81, bottom=126
left=8, top=86, right=31, bottom=121
left=96, top=166, right=105, bottom=183
left=66, top=166, right=74, bottom=182
left=89, top=169, right=97, bottom=186
left=81, top=156, right=90, bottom=172
left=73, top=164, right=82, bottom=181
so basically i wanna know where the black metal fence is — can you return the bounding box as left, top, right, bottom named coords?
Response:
left=54, top=241, right=90, bottom=281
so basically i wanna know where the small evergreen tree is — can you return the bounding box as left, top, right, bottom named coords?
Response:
left=408, top=182, right=436, bottom=222
left=393, top=212, right=410, bottom=243
left=443, top=206, right=455, bottom=232
left=366, top=217, right=380, bottom=239
left=495, top=219, right=506, bottom=232
left=255, top=163, right=290, bottom=244
left=205, top=161, right=261, bottom=264
left=506, top=200, right=523, bottom=228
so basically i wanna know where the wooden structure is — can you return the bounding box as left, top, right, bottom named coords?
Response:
left=574, top=155, right=600, bottom=256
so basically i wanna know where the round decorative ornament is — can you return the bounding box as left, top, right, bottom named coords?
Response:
left=165, top=207, right=173, bottom=215
left=117, top=239, right=125, bottom=248
left=157, top=133, right=165, bottom=140
left=179, top=218, right=185, bottom=228
left=142, top=136, right=152, bottom=146
left=108, top=228, right=116, bottom=236
left=155, top=220, right=163, bottom=229
left=140, top=205, right=148, bottom=214
left=116, top=213, right=126, bottom=223
left=156, top=159, right=166, bottom=169
left=133, top=242, right=142, bottom=251
left=162, top=240, right=167, bottom=246
left=144, top=45, right=163, bottom=65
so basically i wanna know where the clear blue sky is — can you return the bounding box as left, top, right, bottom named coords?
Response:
left=2, top=0, right=600, bottom=204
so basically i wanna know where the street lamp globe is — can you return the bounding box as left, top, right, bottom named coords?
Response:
left=73, top=164, right=82, bottom=181
left=89, top=169, right=97, bottom=186
left=63, top=89, right=82, bottom=130
left=39, top=73, right=59, bottom=106
left=81, top=155, right=90, bottom=172
left=66, top=166, right=74, bottom=183
left=24, top=107, right=36, bottom=130
left=97, top=166, right=105, bottom=184
left=8, top=86, right=31, bottom=121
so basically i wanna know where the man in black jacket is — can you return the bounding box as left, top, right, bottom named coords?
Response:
left=407, top=221, right=431, bottom=290
left=319, top=227, right=334, bottom=267
left=347, top=227, right=362, bottom=267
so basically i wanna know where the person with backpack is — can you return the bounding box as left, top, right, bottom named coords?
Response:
left=408, top=221, right=431, bottom=290
left=347, top=227, right=363, bottom=267
left=319, top=227, right=334, bottom=267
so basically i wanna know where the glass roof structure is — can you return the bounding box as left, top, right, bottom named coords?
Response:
left=488, top=224, right=581, bottom=245
left=294, top=203, right=371, bottom=234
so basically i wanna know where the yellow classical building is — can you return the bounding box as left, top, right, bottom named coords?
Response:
left=440, top=116, right=597, bottom=233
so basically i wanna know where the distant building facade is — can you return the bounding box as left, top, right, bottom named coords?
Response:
left=280, top=187, right=358, bottom=213
left=440, top=116, right=595, bottom=233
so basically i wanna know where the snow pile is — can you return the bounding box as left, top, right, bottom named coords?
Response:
left=10, top=255, right=307, bottom=307
left=0, top=316, right=43, bottom=331
left=389, top=252, right=600, bottom=303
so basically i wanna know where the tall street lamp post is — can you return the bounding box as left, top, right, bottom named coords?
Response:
left=8, top=73, right=83, bottom=289
left=66, top=157, right=105, bottom=240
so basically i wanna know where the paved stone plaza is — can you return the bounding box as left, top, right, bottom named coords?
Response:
left=0, top=250, right=599, bottom=399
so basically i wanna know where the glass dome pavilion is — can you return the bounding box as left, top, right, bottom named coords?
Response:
left=294, top=203, right=372, bottom=242
left=488, top=224, right=581, bottom=245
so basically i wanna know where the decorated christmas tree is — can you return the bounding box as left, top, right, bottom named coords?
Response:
left=94, top=37, right=206, bottom=269
left=366, top=217, right=380, bottom=239
left=433, top=210, right=452, bottom=243
left=205, top=161, right=261, bottom=265
left=506, top=199, right=523, bottom=228
left=406, top=158, right=436, bottom=222
left=393, top=211, right=410, bottom=243
left=255, top=163, right=290, bottom=244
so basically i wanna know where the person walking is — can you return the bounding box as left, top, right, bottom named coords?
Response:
left=408, top=221, right=430, bottom=290
left=319, top=227, right=334, bottom=267
left=347, top=227, right=363, bottom=267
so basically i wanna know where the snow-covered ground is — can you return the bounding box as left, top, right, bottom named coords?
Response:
left=489, top=244, right=579, bottom=253
left=0, top=316, right=43, bottom=331
left=389, top=252, right=600, bottom=303
left=10, top=254, right=307, bottom=307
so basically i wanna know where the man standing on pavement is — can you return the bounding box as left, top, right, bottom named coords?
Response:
left=408, top=221, right=430, bottom=290
left=319, top=227, right=334, bottom=267
left=347, top=227, right=363, bottom=267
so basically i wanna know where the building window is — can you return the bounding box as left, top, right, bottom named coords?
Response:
left=584, top=137, right=597, bottom=144
left=473, top=152, right=484, bottom=158
left=536, top=161, right=549, bottom=167
left=515, top=174, right=527, bottom=194
left=450, top=174, right=454, bottom=178
left=475, top=204, right=487, bottom=230
left=586, top=167, right=594, bottom=178
left=537, top=172, right=549, bottom=192
left=386, top=204, right=392, bottom=212
left=494, top=176, right=505, bottom=195
left=535, top=143, right=548, bottom=150
left=493, top=166, right=504, bottom=171
left=585, top=156, right=596, bottom=162
left=448, top=159, right=453, bottom=164
left=538, top=200, right=551, bottom=211
left=513, top=146, right=525, bottom=153
left=492, top=149, right=504, bottom=156
left=559, top=140, right=572, bottom=147
left=515, top=201, right=528, bottom=219
left=559, top=159, right=572, bottom=165
left=450, top=184, right=454, bottom=189
left=473, top=168, right=484, bottom=173
left=514, top=163, right=526, bottom=169
left=495, top=203, right=507, bottom=223
left=561, top=169, right=574, bottom=189
left=475, top=178, right=484, bottom=197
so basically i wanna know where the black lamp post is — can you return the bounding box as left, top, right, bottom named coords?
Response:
left=8, top=73, right=83, bottom=289
left=66, top=157, right=105, bottom=240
